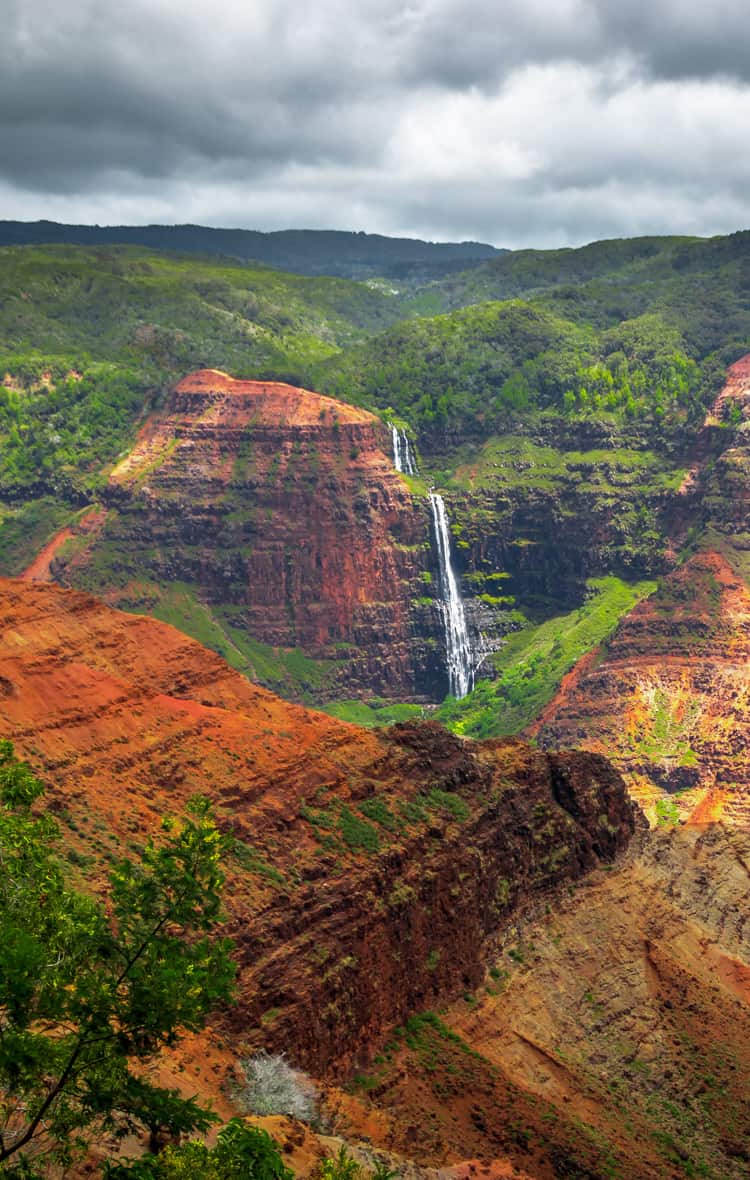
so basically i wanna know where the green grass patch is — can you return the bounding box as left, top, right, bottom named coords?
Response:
left=232, top=839, right=287, bottom=886
left=320, top=698, right=425, bottom=727
left=0, top=497, right=78, bottom=575
left=437, top=575, right=656, bottom=738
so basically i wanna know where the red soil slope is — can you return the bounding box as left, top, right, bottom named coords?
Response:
left=537, top=548, right=750, bottom=822
left=0, top=576, right=636, bottom=1080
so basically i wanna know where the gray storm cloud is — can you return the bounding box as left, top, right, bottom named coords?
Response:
left=2, top=0, right=749, bottom=246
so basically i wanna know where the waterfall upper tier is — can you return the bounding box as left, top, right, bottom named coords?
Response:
left=391, top=425, right=418, bottom=476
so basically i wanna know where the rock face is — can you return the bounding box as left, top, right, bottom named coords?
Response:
left=0, top=576, right=637, bottom=1077
left=49, top=369, right=447, bottom=698
left=535, top=549, right=750, bottom=822
left=362, top=822, right=750, bottom=1180
left=535, top=356, right=750, bottom=822
left=446, top=436, right=677, bottom=621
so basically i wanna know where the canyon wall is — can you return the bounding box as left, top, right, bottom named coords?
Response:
left=535, top=355, right=750, bottom=822
left=0, top=577, right=638, bottom=1076
left=48, top=370, right=448, bottom=699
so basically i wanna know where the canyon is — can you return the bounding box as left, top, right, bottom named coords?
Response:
left=4, top=238, right=750, bottom=1179
left=0, top=577, right=635, bottom=1078
left=2, top=577, right=749, bottom=1178
left=24, top=366, right=685, bottom=711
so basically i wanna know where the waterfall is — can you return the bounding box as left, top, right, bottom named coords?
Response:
left=429, top=492, right=474, bottom=699
left=391, top=425, right=417, bottom=475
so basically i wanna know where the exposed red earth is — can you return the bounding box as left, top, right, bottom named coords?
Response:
left=48, top=369, right=443, bottom=697
left=0, top=576, right=634, bottom=1077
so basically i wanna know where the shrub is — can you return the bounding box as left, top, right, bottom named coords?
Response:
left=317, top=1145, right=362, bottom=1180
left=105, top=1118, right=292, bottom=1179
left=235, top=1052, right=318, bottom=1123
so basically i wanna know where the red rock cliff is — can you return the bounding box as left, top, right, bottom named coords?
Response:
left=0, top=576, right=638, bottom=1076
left=51, top=370, right=445, bottom=698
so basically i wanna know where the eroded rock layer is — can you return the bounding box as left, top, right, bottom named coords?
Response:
left=0, top=576, right=636, bottom=1078
left=535, top=357, right=750, bottom=822
left=535, top=549, right=750, bottom=822
left=48, top=369, right=445, bottom=698
left=354, top=823, right=750, bottom=1179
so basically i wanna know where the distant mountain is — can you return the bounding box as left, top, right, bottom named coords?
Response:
left=0, top=220, right=504, bottom=280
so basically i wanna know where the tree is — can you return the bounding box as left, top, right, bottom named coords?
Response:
left=104, top=1118, right=293, bottom=1180
left=0, top=741, right=236, bottom=1175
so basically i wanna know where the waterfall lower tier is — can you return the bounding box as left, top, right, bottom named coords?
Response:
left=391, top=425, right=417, bottom=475
left=429, top=492, right=474, bottom=699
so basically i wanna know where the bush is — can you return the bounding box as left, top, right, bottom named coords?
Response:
left=317, top=1145, right=362, bottom=1180
left=105, top=1118, right=292, bottom=1179
left=0, top=741, right=236, bottom=1175
left=235, top=1052, right=318, bottom=1123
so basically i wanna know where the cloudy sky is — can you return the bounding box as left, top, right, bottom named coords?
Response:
left=3, top=0, right=750, bottom=247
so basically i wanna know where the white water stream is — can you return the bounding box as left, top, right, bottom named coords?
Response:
left=391, top=425, right=418, bottom=475
left=429, top=492, right=474, bottom=699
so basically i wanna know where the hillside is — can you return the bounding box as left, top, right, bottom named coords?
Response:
left=3, top=231, right=750, bottom=722
left=0, top=577, right=634, bottom=1075
left=2, top=578, right=750, bottom=1179
left=432, top=230, right=750, bottom=320
left=0, top=243, right=408, bottom=579
left=0, top=221, right=502, bottom=280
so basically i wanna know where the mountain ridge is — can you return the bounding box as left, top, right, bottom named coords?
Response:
left=0, top=220, right=503, bottom=280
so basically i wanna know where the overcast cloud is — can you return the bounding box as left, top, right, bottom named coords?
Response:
left=2, top=0, right=749, bottom=247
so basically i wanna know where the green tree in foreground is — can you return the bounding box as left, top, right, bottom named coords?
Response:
left=0, top=741, right=236, bottom=1176
left=104, top=1118, right=293, bottom=1180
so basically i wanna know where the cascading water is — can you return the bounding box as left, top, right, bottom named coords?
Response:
left=429, top=491, right=474, bottom=699
left=391, top=425, right=418, bottom=475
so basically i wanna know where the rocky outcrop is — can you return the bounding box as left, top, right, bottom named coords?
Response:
left=535, top=356, right=750, bottom=823
left=447, top=443, right=676, bottom=619
left=361, top=822, right=750, bottom=1179
left=0, top=577, right=638, bottom=1077
left=535, top=549, right=750, bottom=822
left=48, top=370, right=447, bottom=699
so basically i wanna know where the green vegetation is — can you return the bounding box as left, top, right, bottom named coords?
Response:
left=633, top=688, right=701, bottom=768
left=390, top=1010, right=482, bottom=1073
left=435, top=232, right=750, bottom=364
left=0, top=243, right=401, bottom=499
left=0, top=221, right=497, bottom=281
left=105, top=1119, right=292, bottom=1180
left=113, top=581, right=342, bottom=703
left=313, top=300, right=712, bottom=443
left=314, top=300, right=599, bottom=433
left=450, top=434, right=686, bottom=496
left=655, top=798, right=681, bottom=827
left=4, top=229, right=750, bottom=728
left=0, top=497, right=79, bottom=574
left=3, top=229, right=749, bottom=508
left=316, top=1145, right=363, bottom=1180
left=436, top=576, right=656, bottom=738
left=0, top=741, right=235, bottom=1175
left=320, top=698, right=425, bottom=727
left=337, top=805, right=380, bottom=852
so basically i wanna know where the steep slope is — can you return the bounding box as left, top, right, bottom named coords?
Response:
left=534, top=355, right=750, bottom=822
left=41, top=369, right=446, bottom=699
left=0, top=577, right=636, bottom=1081
left=535, top=549, right=750, bottom=822
left=5, top=579, right=750, bottom=1179
left=0, top=242, right=405, bottom=562
left=351, top=823, right=750, bottom=1180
